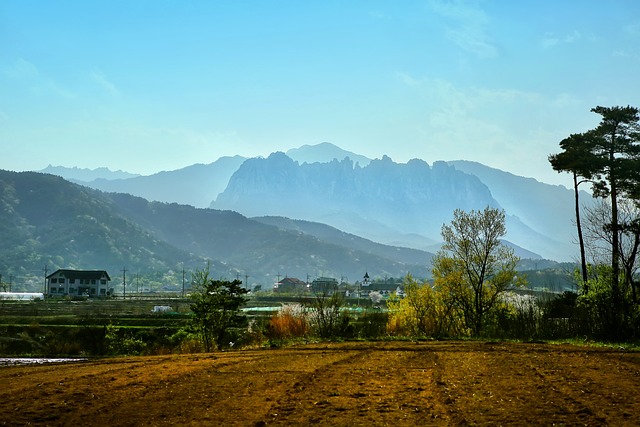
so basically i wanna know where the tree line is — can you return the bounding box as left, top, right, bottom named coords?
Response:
left=549, top=105, right=640, bottom=340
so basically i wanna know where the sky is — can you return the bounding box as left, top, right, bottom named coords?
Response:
left=1, top=0, right=639, bottom=188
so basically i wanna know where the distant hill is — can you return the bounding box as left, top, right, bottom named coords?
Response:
left=287, top=142, right=371, bottom=167
left=39, top=165, right=139, bottom=181
left=0, top=170, right=212, bottom=289
left=105, top=193, right=431, bottom=282
left=447, top=160, right=595, bottom=244
left=253, top=216, right=433, bottom=266
left=74, top=156, right=246, bottom=208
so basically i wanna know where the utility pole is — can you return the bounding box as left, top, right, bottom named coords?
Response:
left=43, top=265, right=48, bottom=294
left=245, top=275, right=249, bottom=291
left=182, top=265, right=186, bottom=297
left=8, top=274, right=13, bottom=292
left=121, top=267, right=127, bottom=299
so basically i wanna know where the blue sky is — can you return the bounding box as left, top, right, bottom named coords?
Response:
left=1, top=1, right=639, bottom=187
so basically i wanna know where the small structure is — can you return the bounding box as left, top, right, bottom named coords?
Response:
left=360, top=273, right=403, bottom=298
left=310, top=277, right=339, bottom=294
left=46, top=269, right=112, bottom=297
left=273, top=277, right=307, bottom=293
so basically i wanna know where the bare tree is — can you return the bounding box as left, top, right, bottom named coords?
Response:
left=583, top=199, right=640, bottom=303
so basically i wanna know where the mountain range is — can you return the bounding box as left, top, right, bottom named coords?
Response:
left=0, top=170, right=432, bottom=291
left=39, top=143, right=590, bottom=263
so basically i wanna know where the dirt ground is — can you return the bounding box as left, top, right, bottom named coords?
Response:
left=1, top=341, right=639, bottom=426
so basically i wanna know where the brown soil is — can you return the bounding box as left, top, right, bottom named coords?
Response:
left=1, top=341, right=639, bottom=426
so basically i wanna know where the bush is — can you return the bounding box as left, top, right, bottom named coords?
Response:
left=354, top=309, right=388, bottom=339
left=105, top=324, right=147, bottom=356
left=265, top=304, right=309, bottom=346
left=307, top=293, right=352, bottom=339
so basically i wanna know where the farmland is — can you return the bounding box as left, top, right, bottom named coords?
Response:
left=1, top=340, right=639, bottom=426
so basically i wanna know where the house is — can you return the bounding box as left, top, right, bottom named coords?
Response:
left=310, top=277, right=340, bottom=294
left=273, top=277, right=307, bottom=293
left=360, top=280, right=403, bottom=298
left=46, top=269, right=112, bottom=297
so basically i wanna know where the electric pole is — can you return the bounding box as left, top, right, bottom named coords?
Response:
left=121, top=267, right=127, bottom=299
left=43, top=265, right=48, bottom=294
left=182, top=265, right=186, bottom=297
left=8, top=274, right=12, bottom=292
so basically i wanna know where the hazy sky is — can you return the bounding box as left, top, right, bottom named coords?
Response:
left=2, top=1, right=639, bottom=187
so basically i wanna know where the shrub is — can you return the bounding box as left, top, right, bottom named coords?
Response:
left=266, top=304, right=309, bottom=345
left=307, top=293, right=352, bottom=339
left=354, top=309, right=388, bottom=339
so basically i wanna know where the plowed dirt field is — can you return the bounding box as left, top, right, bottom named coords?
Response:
left=1, top=341, right=639, bottom=426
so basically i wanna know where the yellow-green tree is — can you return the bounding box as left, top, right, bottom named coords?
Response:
left=387, top=275, right=462, bottom=337
left=433, top=207, right=521, bottom=337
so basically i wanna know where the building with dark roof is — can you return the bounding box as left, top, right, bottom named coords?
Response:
left=273, top=277, right=307, bottom=293
left=310, top=277, right=340, bottom=294
left=46, top=269, right=112, bottom=297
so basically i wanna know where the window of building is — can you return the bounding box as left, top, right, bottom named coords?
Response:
left=51, top=278, right=58, bottom=284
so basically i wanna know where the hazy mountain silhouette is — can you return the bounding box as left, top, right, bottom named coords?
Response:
left=212, top=151, right=579, bottom=261
left=40, top=165, right=139, bottom=181
left=76, top=156, right=246, bottom=208
left=33, top=143, right=589, bottom=262
left=286, top=142, right=371, bottom=166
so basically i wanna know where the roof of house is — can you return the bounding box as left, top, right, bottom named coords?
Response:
left=363, top=282, right=402, bottom=291
left=46, top=269, right=111, bottom=281
left=312, top=277, right=338, bottom=284
left=276, top=277, right=306, bottom=286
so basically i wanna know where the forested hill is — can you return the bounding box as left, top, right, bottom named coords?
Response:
left=0, top=170, right=211, bottom=284
left=103, top=192, right=432, bottom=282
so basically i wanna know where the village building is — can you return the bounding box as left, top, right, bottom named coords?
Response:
left=46, top=269, right=112, bottom=297
left=359, top=280, right=403, bottom=297
left=309, top=276, right=340, bottom=294
left=273, top=277, right=307, bottom=293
